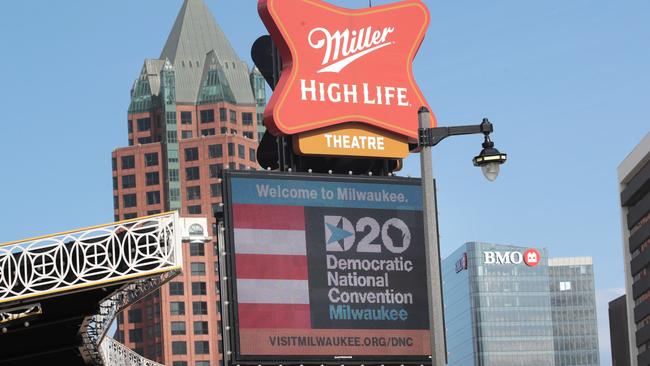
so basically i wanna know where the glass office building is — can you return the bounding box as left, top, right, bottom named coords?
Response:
left=443, top=242, right=556, bottom=366
left=549, top=257, right=600, bottom=366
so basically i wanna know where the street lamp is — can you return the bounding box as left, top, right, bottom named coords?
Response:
left=418, top=114, right=508, bottom=182
left=416, top=107, right=507, bottom=366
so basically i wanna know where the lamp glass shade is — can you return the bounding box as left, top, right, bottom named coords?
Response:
left=481, top=162, right=500, bottom=182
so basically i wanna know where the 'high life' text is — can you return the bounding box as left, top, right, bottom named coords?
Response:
left=300, top=79, right=410, bottom=107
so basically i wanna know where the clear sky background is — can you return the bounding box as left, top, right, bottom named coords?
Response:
left=0, top=1, right=647, bottom=364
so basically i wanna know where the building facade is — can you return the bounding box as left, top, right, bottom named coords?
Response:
left=549, top=257, right=600, bottom=365
left=609, top=295, right=631, bottom=366
left=442, top=243, right=600, bottom=366
left=442, top=242, right=556, bottom=366
left=111, top=1, right=265, bottom=365
left=618, top=132, right=650, bottom=366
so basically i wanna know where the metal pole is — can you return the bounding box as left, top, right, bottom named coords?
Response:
left=419, top=107, right=447, bottom=366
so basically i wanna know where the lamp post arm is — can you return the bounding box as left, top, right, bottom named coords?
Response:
left=418, top=118, right=493, bottom=147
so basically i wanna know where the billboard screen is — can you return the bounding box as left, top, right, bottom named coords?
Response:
left=223, top=171, right=430, bottom=363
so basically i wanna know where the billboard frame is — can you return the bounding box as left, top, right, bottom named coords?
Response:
left=221, top=170, right=432, bottom=366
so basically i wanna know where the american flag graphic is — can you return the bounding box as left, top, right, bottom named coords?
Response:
left=232, top=204, right=312, bottom=329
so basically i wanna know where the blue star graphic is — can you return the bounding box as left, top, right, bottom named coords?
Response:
left=326, top=223, right=354, bottom=244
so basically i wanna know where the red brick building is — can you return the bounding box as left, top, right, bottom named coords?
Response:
left=111, top=1, right=265, bottom=365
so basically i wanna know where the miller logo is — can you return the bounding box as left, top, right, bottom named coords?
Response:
left=258, top=0, right=435, bottom=142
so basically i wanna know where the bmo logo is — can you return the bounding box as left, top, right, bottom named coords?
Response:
left=483, top=248, right=541, bottom=267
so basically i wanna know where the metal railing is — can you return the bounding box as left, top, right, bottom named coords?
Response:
left=99, top=337, right=165, bottom=366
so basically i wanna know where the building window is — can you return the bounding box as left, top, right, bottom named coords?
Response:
left=238, top=144, right=245, bottom=159
left=559, top=281, right=572, bottom=291
left=185, top=147, right=199, bottom=161
left=239, top=164, right=247, bottom=170
left=209, top=164, right=222, bottom=178
left=124, top=213, right=137, bottom=220
left=137, top=118, right=151, bottom=131
left=228, top=143, right=235, bottom=156
left=257, top=113, right=264, bottom=124
left=129, top=329, right=143, bottom=343
left=187, top=186, right=201, bottom=200
left=186, top=167, right=200, bottom=181
left=112, top=177, right=118, bottom=190
left=242, top=112, right=253, bottom=125
left=200, top=109, right=215, bottom=123
left=201, top=129, right=216, bottom=136
left=181, top=131, right=193, bottom=140
left=188, top=205, right=202, bottom=214
left=171, top=321, right=186, bottom=335
left=127, top=120, right=133, bottom=133
left=145, top=152, right=158, bottom=166
left=230, top=129, right=237, bottom=135
left=229, top=163, right=236, bottom=170
left=219, top=108, right=227, bottom=121
left=243, top=131, right=254, bottom=139
left=210, top=184, right=221, bottom=197
left=230, top=110, right=237, bottom=123
left=192, top=282, right=207, bottom=296
left=138, top=137, right=152, bottom=144
left=147, top=210, right=160, bottom=215
left=249, top=148, right=256, bottom=162
left=170, top=188, right=180, bottom=202
left=195, top=341, right=210, bottom=354
left=191, top=262, right=206, bottom=276
left=208, top=144, right=222, bottom=158
left=123, top=194, right=137, bottom=208
left=121, top=155, right=135, bottom=169
left=170, top=302, right=185, bottom=315
left=194, top=321, right=209, bottom=335
left=112, top=158, right=117, bottom=171
left=173, top=362, right=188, bottom=366
left=147, top=191, right=161, bottom=205
left=145, top=172, right=159, bottom=186
left=192, top=301, right=208, bottom=315
left=169, top=169, right=179, bottom=182
left=220, top=127, right=227, bottom=134
left=190, top=242, right=205, bottom=256
left=181, top=111, right=192, bottom=125
left=128, top=309, right=143, bottom=323
left=122, top=175, right=136, bottom=189
left=169, top=282, right=184, bottom=296
left=113, top=196, right=119, bottom=209
left=196, top=362, right=210, bottom=366
left=172, top=341, right=187, bottom=355
left=167, top=131, right=178, bottom=143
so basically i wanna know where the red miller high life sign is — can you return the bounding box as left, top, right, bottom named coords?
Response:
left=258, top=0, right=436, bottom=148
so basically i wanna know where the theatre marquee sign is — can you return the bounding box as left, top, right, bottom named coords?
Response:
left=258, top=0, right=435, bottom=158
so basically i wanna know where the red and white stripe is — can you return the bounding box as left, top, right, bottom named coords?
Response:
left=232, top=204, right=311, bottom=328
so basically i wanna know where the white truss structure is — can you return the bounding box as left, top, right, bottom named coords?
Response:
left=0, top=213, right=182, bottom=304
left=0, top=212, right=183, bottom=366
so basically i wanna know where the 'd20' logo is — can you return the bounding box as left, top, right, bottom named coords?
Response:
left=324, top=216, right=411, bottom=254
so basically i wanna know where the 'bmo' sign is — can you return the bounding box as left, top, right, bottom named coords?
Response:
left=483, top=248, right=541, bottom=267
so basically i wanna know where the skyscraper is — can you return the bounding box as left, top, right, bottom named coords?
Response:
left=442, top=242, right=601, bottom=366
left=442, top=242, right=556, bottom=366
left=111, top=1, right=264, bottom=365
left=548, top=257, right=600, bottom=365
left=617, top=132, right=650, bottom=366
left=609, top=295, right=631, bottom=366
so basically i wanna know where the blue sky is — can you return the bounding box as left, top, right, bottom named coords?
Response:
left=0, top=1, right=648, bottom=364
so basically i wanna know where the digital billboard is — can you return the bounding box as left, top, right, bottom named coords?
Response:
left=223, top=171, right=430, bottom=364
